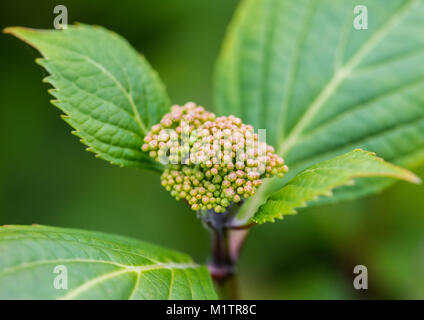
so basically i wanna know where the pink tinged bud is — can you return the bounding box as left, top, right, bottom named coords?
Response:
left=246, top=159, right=255, bottom=167
left=158, top=132, right=169, bottom=142
left=148, top=138, right=158, bottom=148
left=227, top=162, right=235, bottom=170
left=236, top=178, right=244, bottom=186
left=151, top=124, right=161, bottom=133
left=236, top=162, right=245, bottom=170
left=253, top=179, right=262, bottom=187
left=202, top=196, right=209, bottom=204
left=236, top=170, right=245, bottom=178
left=223, top=129, right=231, bottom=136
left=247, top=172, right=256, bottom=180
left=266, top=145, right=274, bottom=153
left=224, top=188, right=234, bottom=197
left=228, top=172, right=237, bottom=181
left=161, top=118, right=172, bottom=127
left=185, top=101, right=196, bottom=108
left=142, top=144, right=149, bottom=151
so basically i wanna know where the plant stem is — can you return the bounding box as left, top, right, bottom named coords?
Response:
left=200, top=202, right=253, bottom=300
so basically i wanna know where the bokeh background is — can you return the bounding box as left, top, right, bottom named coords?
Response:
left=1, top=0, right=423, bottom=299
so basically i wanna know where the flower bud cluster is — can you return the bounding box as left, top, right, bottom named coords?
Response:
left=142, top=102, right=288, bottom=213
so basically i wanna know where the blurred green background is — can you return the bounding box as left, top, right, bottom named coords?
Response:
left=1, top=0, right=423, bottom=299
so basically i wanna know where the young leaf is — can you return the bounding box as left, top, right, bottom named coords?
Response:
left=5, top=24, right=170, bottom=172
left=253, top=149, right=421, bottom=224
left=215, top=0, right=424, bottom=205
left=0, top=225, right=217, bottom=300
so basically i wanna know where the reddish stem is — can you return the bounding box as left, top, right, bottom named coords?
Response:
left=201, top=203, right=253, bottom=299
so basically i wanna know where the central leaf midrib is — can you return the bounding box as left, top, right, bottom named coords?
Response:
left=276, top=0, right=317, bottom=143
left=278, top=0, right=416, bottom=157
left=59, top=262, right=199, bottom=300
left=297, top=76, right=424, bottom=142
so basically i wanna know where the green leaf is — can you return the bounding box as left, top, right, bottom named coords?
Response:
left=0, top=225, right=217, bottom=300
left=253, top=149, right=421, bottom=224
left=5, top=24, right=170, bottom=172
left=215, top=0, right=424, bottom=206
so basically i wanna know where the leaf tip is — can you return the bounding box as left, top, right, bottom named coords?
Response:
left=3, top=26, right=36, bottom=42
left=3, top=26, right=21, bottom=35
left=409, top=173, right=422, bottom=185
